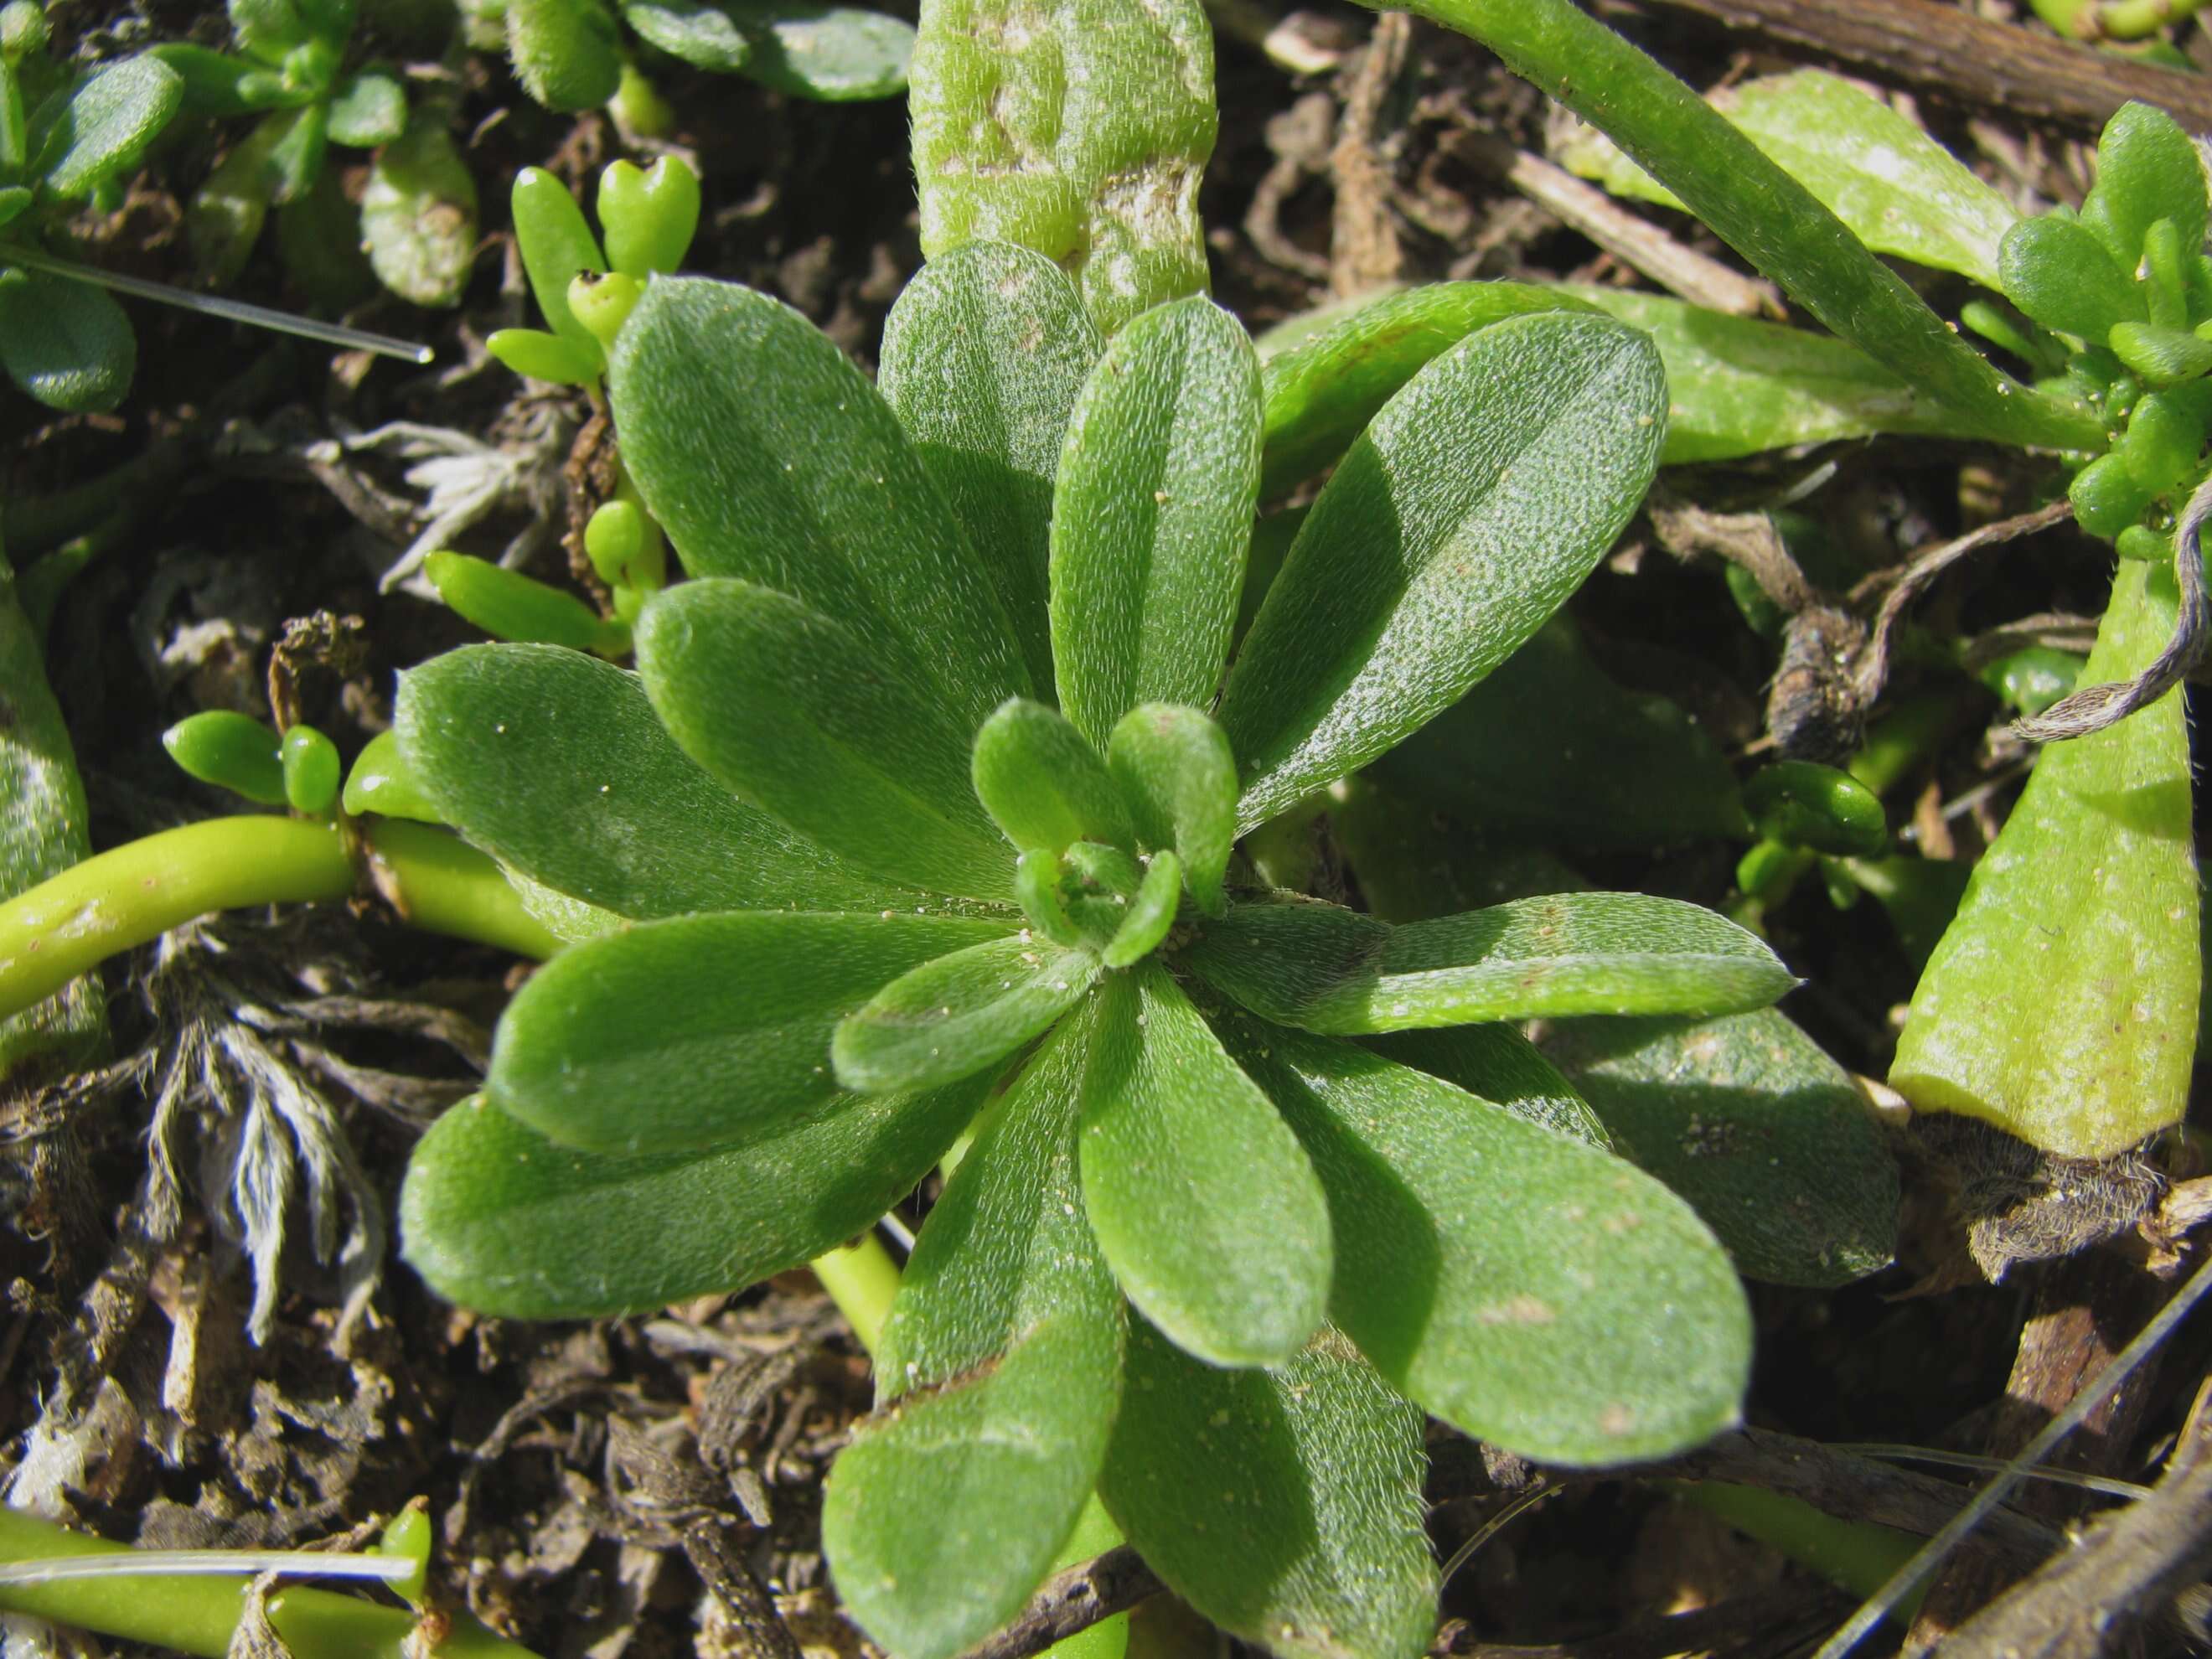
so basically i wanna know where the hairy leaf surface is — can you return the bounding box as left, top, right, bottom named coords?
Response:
left=972, top=698, right=1134, bottom=855
left=834, top=933, right=1099, bottom=1093
left=1106, top=704, right=1236, bottom=916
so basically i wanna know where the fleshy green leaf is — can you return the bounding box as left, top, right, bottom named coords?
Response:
left=624, top=0, right=752, bottom=70
left=32, top=57, right=181, bottom=199
left=1216, top=1013, right=1751, bottom=1464
left=396, top=643, right=931, bottom=919
left=484, top=327, right=603, bottom=385
left=610, top=276, right=1031, bottom=735
left=1543, top=1009, right=1899, bottom=1286
left=1078, top=964, right=1330, bottom=1366
left=596, top=156, right=700, bottom=277
left=636, top=579, right=1013, bottom=901
left=510, top=165, right=607, bottom=359
left=1101, top=850, right=1179, bottom=968
left=147, top=43, right=272, bottom=119
left=1561, top=286, right=1983, bottom=464
left=1363, top=1023, right=1610, bottom=1148
left=326, top=68, right=406, bottom=146
left=399, top=1076, right=986, bottom=1320
left=1557, top=71, right=2017, bottom=288
left=833, top=933, right=1099, bottom=1093
left=506, top=0, right=623, bottom=110
left=1105, top=703, right=1236, bottom=917
left=910, top=0, right=1215, bottom=334
left=0, top=266, right=132, bottom=414
left=1890, top=558, right=2198, bottom=1159
left=1372, top=618, right=1749, bottom=849
left=1218, top=312, right=1665, bottom=830
left=879, top=241, right=1099, bottom=696
left=971, top=697, right=1134, bottom=855
left=1998, top=214, right=2144, bottom=341
left=1050, top=296, right=1260, bottom=746
left=425, top=552, right=625, bottom=654
left=721, top=0, right=913, bottom=100
left=2080, top=101, right=2206, bottom=276
left=1257, top=282, right=1591, bottom=498
left=1187, top=893, right=1796, bottom=1034
left=360, top=110, right=478, bottom=306
left=490, top=911, right=1011, bottom=1154
left=1099, top=1324, right=1437, bottom=1659
left=825, top=1021, right=1123, bottom=1659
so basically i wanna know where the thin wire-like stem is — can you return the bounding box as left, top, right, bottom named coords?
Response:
left=3, top=243, right=434, bottom=364
left=0, top=1553, right=412, bottom=1587
left=1832, top=1443, right=2153, bottom=1501
left=1438, top=1484, right=1559, bottom=1589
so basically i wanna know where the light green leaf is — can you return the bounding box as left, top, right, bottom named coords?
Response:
left=610, top=276, right=1031, bottom=735
left=911, top=0, right=1215, bottom=334
left=489, top=911, right=1011, bottom=1154
left=2080, top=101, right=2206, bottom=276
left=1105, top=703, right=1236, bottom=917
left=971, top=697, right=1134, bottom=855
left=1557, top=71, right=2017, bottom=287
left=1218, top=312, right=1665, bottom=830
left=1216, top=1013, right=1750, bottom=1464
left=398, top=1075, right=987, bottom=1319
left=1997, top=215, right=2143, bottom=341
left=509, top=165, right=607, bottom=359
left=880, top=241, right=1099, bottom=696
left=1363, top=1022, right=1610, bottom=1148
left=1561, top=286, right=1983, bottom=463
left=826, top=1021, right=1123, bottom=1659
left=723, top=0, right=913, bottom=100
left=637, top=579, right=1014, bottom=901
left=1891, top=558, right=2198, bottom=1159
left=1101, top=850, right=1179, bottom=968
left=1050, top=296, right=1260, bottom=746
left=1372, top=618, right=1749, bottom=848
left=360, top=110, right=478, bottom=306
left=1078, top=964, right=1330, bottom=1367
left=396, top=643, right=933, bottom=919
left=1100, top=1324, right=1436, bottom=1659
left=326, top=68, right=406, bottom=146
left=624, top=0, right=752, bottom=70
left=506, top=0, right=623, bottom=110
left=833, top=933, right=1099, bottom=1093
left=33, top=57, right=182, bottom=199
left=1258, top=281, right=1592, bottom=498
left=1187, top=892, right=1796, bottom=1034
left=1543, top=1008, right=1900, bottom=1286
left=0, top=266, right=132, bottom=414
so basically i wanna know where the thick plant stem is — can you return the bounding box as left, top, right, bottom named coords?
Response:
left=1354, top=0, right=2101, bottom=452
left=0, top=1508, right=537, bottom=1659
left=0, top=815, right=560, bottom=1022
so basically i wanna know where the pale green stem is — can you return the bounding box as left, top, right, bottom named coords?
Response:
left=0, top=1508, right=538, bottom=1659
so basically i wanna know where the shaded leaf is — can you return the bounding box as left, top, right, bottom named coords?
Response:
left=1219, top=313, right=1665, bottom=829
left=1050, top=296, right=1260, bottom=746
left=506, top=0, right=623, bottom=110
left=834, top=933, right=1099, bottom=1094
left=637, top=579, right=1013, bottom=900
left=0, top=266, right=132, bottom=414
left=396, top=643, right=933, bottom=919
left=1216, top=1013, right=1750, bottom=1464
left=1363, top=1023, right=1610, bottom=1148
left=625, top=0, right=752, bottom=70
left=399, top=1076, right=987, bottom=1319
left=610, top=276, right=1031, bottom=734
left=723, top=0, right=912, bottom=100
left=1106, top=703, right=1236, bottom=917
left=1543, top=1009, right=1900, bottom=1286
left=327, top=68, right=406, bottom=145
left=360, top=110, right=478, bottom=306
left=880, top=241, right=1099, bottom=695
left=1100, top=1324, right=1436, bottom=1659
left=491, top=911, right=1011, bottom=1154
left=1079, top=964, right=1330, bottom=1366
left=1187, top=893, right=1795, bottom=1034
left=826, top=1020, right=1123, bottom=1659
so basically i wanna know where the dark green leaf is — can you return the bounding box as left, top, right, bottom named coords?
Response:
left=971, top=697, right=1134, bottom=855
left=1049, top=296, right=1260, bottom=747
left=624, top=0, right=752, bottom=70
left=833, top=933, right=1099, bottom=1093
left=1744, top=761, right=1888, bottom=856
left=506, top=0, right=623, bottom=110
left=326, top=68, right=406, bottom=146
left=879, top=240, right=1099, bottom=695
left=1257, top=281, right=1589, bottom=498
left=610, top=276, right=1031, bottom=735
left=1543, top=1009, right=1899, bottom=1286
left=1105, top=703, right=1236, bottom=917
left=1078, top=964, right=1329, bottom=1366
left=0, top=266, right=132, bottom=414
left=1372, top=619, right=1749, bottom=849
left=1188, top=893, right=1796, bottom=1034
left=398, top=1077, right=985, bottom=1319
left=360, top=110, right=478, bottom=306
left=490, top=911, right=1011, bottom=1154
left=230, top=0, right=310, bottom=60
left=721, top=0, right=912, bottom=100
left=1219, top=312, right=1666, bottom=830
left=147, top=44, right=269, bottom=118
left=1998, top=214, right=2144, bottom=340
left=1362, top=1023, right=1610, bottom=1148
left=1100, top=1324, right=1436, bottom=1659
left=825, top=1021, right=1123, bottom=1659
left=1217, top=1014, right=1751, bottom=1464
left=636, top=579, right=1013, bottom=901
left=396, top=643, right=932, bottom=919
left=33, top=57, right=181, bottom=199
left=2080, top=101, right=2205, bottom=276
